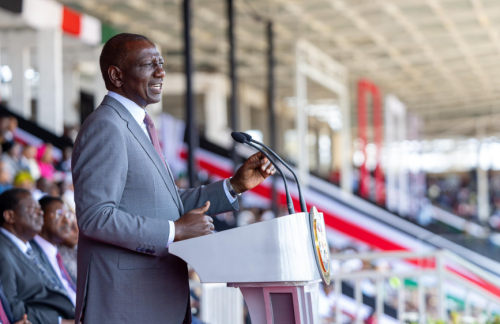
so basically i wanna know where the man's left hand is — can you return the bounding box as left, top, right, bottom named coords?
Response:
left=230, top=152, right=276, bottom=194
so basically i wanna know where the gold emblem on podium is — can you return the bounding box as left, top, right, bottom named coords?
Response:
left=310, top=206, right=331, bottom=285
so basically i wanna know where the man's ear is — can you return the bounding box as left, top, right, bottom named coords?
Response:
left=108, top=66, right=123, bottom=88
left=3, top=210, right=15, bottom=224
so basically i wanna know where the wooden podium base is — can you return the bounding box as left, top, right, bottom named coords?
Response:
left=228, top=281, right=321, bottom=324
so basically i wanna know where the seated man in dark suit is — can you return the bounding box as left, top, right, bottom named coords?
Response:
left=0, top=188, right=75, bottom=324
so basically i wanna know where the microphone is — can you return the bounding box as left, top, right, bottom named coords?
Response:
left=231, top=132, right=295, bottom=215
left=240, top=132, right=307, bottom=213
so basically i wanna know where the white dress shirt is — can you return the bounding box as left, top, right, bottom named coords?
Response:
left=0, top=227, right=31, bottom=254
left=107, top=91, right=236, bottom=247
left=33, top=235, right=76, bottom=306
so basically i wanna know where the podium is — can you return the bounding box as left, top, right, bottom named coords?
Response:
left=169, top=207, right=331, bottom=324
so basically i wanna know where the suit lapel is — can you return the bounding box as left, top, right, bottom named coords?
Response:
left=101, top=96, right=182, bottom=212
left=0, top=233, right=37, bottom=276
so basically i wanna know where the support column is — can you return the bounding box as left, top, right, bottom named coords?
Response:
left=477, top=119, right=490, bottom=223
left=267, top=21, right=279, bottom=214
left=296, top=47, right=309, bottom=186
left=436, top=252, right=446, bottom=321
left=239, top=100, right=251, bottom=132
left=340, top=88, right=352, bottom=193
left=204, top=77, right=229, bottom=148
left=183, top=0, right=198, bottom=187
left=37, top=29, right=63, bottom=135
left=63, top=65, right=80, bottom=126
left=8, top=31, right=32, bottom=118
left=227, top=0, right=239, bottom=169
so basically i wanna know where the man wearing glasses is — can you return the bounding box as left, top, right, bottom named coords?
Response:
left=31, top=196, right=76, bottom=306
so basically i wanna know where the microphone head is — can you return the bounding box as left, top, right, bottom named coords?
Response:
left=231, top=132, right=247, bottom=144
left=240, top=132, right=252, bottom=141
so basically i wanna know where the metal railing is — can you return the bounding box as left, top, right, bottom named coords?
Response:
left=330, top=250, right=500, bottom=324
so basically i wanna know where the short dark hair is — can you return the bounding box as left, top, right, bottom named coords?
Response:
left=39, top=196, right=63, bottom=212
left=0, top=188, right=31, bottom=226
left=99, top=33, right=152, bottom=87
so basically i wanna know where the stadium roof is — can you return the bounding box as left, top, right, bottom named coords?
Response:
left=59, top=0, right=500, bottom=139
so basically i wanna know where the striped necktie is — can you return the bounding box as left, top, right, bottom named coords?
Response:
left=144, top=113, right=180, bottom=202
left=26, top=248, right=67, bottom=296
left=144, top=113, right=167, bottom=170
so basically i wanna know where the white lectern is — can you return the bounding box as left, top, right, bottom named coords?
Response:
left=169, top=207, right=330, bottom=324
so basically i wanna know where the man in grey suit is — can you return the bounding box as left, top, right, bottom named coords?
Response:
left=72, top=33, right=276, bottom=324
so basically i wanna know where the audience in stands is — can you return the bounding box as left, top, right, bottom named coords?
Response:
left=0, top=162, right=12, bottom=194
left=60, top=176, right=75, bottom=214
left=427, top=172, right=500, bottom=231
left=0, top=118, right=77, bottom=321
left=36, top=145, right=55, bottom=182
left=0, top=189, right=74, bottom=324
left=0, top=118, right=68, bottom=204
left=13, top=172, right=34, bottom=192
left=4, top=117, right=17, bottom=144
left=20, top=145, right=40, bottom=181
left=32, top=178, right=51, bottom=201
left=32, top=196, right=77, bottom=306
left=1, top=142, right=22, bottom=178
left=0, top=116, right=17, bottom=146
left=55, top=147, right=71, bottom=174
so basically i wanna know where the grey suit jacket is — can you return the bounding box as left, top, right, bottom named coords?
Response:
left=72, top=95, right=238, bottom=324
left=0, top=232, right=75, bottom=324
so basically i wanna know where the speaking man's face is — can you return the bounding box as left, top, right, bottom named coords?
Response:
left=120, top=40, right=165, bottom=108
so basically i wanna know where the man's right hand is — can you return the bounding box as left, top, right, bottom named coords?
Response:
left=60, top=319, right=74, bottom=324
left=174, top=201, right=214, bottom=242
